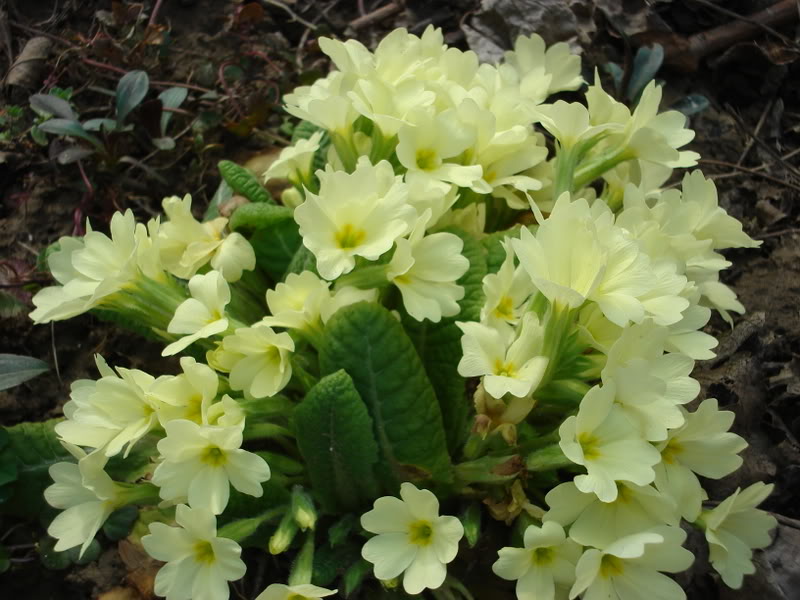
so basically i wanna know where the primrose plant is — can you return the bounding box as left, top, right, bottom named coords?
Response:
left=24, top=27, right=775, bottom=600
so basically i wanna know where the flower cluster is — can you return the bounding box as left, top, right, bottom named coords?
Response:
left=30, top=26, right=775, bottom=600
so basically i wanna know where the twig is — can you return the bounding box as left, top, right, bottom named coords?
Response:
left=51, top=322, right=62, bottom=385
left=349, top=1, right=403, bottom=30
left=755, top=227, right=800, bottom=239
left=699, top=158, right=800, bottom=194
left=260, top=0, right=317, bottom=31
left=687, top=0, right=797, bottom=47
left=149, top=0, right=165, bottom=27
left=737, top=98, right=773, bottom=166
left=724, top=103, right=800, bottom=181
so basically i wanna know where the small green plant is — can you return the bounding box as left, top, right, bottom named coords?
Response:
left=0, top=105, right=25, bottom=141
left=31, top=71, right=187, bottom=168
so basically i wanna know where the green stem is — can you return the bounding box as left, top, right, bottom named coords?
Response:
left=115, top=482, right=161, bottom=506
left=217, top=505, right=286, bottom=542
left=572, top=147, right=635, bottom=191
left=330, top=131, right=358, bottom=172
left=551, top=145, right=580, bottom=199
left=288, top=531, right=315, bottom=585
left=334, top=264, right=390, bottom=290
left=242, top=422, right=294, bottom=441
left=526, top=443, right=573, bottom=471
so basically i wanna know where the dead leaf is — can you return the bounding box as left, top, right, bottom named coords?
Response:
left=98, top=587, right=142, bottom=600
left=118, top=539, right=160, bottom=600
left=5, top=36, right=52, bottom=89
left=719, top=517, right=800, bottom=600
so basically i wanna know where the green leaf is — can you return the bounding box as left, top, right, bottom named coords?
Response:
left=158, top=86, right=188, bottom=134
left=218, top=160, right=273, bottom=204
left=37, top=119, right=103, bottom=150
left=38, top=536, right=101, bottom=570
left=312, top=540, right=360, bottom=587
left=0, top=419, right=71, bottom=518
left=56, top=146, right=95, bottom=164
left=0, top=545, right=9, bottom=574
left=105, top=434, right=156, bottom=482
left=343, top=558, right=372, bottom=597
left=327, top=514, right=356, bottom=547
left=294, top=370, right=381, bottom=513
left=228, top=202, right=293, bottom=234
left=402, top=227, right=486, bottom=452
left=628, top=44, right=664, bottom=103
left=29, top=93, right=75, bottom=120
left=442, top=227, right=486, bottom=322
left=0, top=354, right=49, bottom=391
left=249, top=219, right=303, bottom=281
left=284, top=244, right=318, bottom=278
left=221, top=481, right=290, bottom=524
left=672, top=93, right=710, bottom=117
left=116, top=70, right=150, bottom=125
left=461, top=502, right=482, bottom=548
left=319, top=303, right=452, bottom=486
left=482, top=225, right=522, bottom=274
left=82, top=118, right=117, bottom=132
left=102, top=506, right=139, bottom=540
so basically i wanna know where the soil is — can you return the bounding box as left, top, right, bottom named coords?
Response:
left=1, top=1, right=800, bottom=599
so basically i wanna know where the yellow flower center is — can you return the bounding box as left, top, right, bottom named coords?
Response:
left=661, top=438, right=683, bottom=464
left=185, top=394, right=203, bottom=423
left=493, top=359, right=517, bottom=378
left=484, top=170, right=497, bottom=183
left=287, top=595, right=311, bottom=600
left=200, top=445, right=227, bottom=466
left=493, top=296, right=515, bottom=320
left=616, top=484, right=633, bottom=504
left=599, top=554, right=625, bottom=578
left=193, top=540, right=216, bottom=565
left=415, top=149, right=438, bottom=171
left=531, top=547, right=554, bottom=566
left=408, top=520, right=434, bottom=546
left=335, top=224, right=366, bottom=249
left=578, top=432, right=601, bottom=461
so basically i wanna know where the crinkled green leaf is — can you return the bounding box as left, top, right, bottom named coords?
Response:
left=229, top=202, right=293, bottom=234
left=284, top=244, right=318, bottom=278
left=440, top=227, right=486, bottom=322
left=249, top=219, right=303, bottom=281
left=402, top=227, right=486, bottom=452
left=294, top=370, right=381, bottom=512
left=102, top=506, right=139, bottom=540
left=0, top=419, right=70, bottom=518
left=482, top=225, right=522, bottom=274
left=218, top=160, right=273, bottom=204
left=319, top=303, right=452, bottom=486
